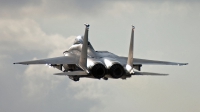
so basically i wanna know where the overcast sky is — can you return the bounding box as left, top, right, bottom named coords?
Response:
left=0, top=0, right=199, bottom=112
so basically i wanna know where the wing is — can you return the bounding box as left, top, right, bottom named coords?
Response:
left=118, top=57, right=188, bottom=66
left=14, top=55, right=79, bottom=65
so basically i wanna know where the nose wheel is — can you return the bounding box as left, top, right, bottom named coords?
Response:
left=103, top=77, right=108, bottom=80
left=73, top=76, right=80, bottom=82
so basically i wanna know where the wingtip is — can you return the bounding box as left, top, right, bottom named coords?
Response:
left=54, top=73, right=61, bottom=75
left=179, top=63, right=188, bottom=66
left=13, top=62, right=29, bottom=65
left=13, top=62, right=20, bottom=64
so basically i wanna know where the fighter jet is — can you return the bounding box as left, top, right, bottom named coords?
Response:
left=14, top=24, right=188, bottom=81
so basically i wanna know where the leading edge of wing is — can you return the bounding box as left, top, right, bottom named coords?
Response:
left=13, top=55, right=79, bottom=65
left=119, top=57, right=188, bottom=66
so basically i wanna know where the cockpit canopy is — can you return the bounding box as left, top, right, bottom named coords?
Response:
left=73, top=35, right=84, bottom=45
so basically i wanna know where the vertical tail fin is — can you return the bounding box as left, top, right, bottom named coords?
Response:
left=79, top=24, right=90, bottom=72
left=126, top=25, right=135, bottom=72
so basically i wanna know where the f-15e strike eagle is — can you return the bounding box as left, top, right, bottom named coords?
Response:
left=14, top=24, right=188, bottom=81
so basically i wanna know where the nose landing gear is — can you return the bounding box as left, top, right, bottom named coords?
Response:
left=69, top=76, right=80, bottom=82
left=73, top=76, right=80, bottom=81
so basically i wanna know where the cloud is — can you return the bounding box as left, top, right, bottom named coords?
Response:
left=0, top=18, right=75, bottom=57
left=0, top=18, right=103, bottom=112
left=0, top=1, right=199, bottom=112
left=1, top=0, right=199, bottom=19
left=0, top=18, right=74, bottom=97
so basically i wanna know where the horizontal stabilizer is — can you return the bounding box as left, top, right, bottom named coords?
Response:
left=54, top=71, right=87, bottom=76
left=133, top=71, right=168, bottom=76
